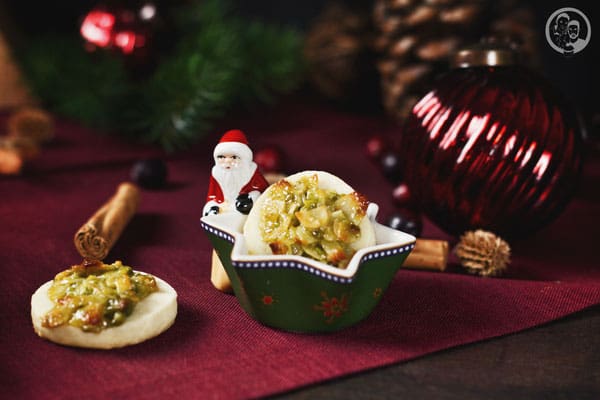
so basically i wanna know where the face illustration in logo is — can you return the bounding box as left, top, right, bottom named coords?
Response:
left=556, top=13, right=570, bottom=34
left=551, top=12, right=571, bottom=49
left=568, top=20, right=580, bottom=40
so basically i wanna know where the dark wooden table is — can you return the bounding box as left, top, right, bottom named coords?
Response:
left=274, top=305, right=600, bottom=399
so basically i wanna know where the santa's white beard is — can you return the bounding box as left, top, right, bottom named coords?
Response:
left=212, top=162, right=257, bottom=203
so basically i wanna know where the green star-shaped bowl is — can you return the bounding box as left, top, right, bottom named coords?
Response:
left=201, top=204, right=415, bottom=332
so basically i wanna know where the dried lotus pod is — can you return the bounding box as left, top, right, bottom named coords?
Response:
left=0, top=146, right=23, bottom=175
left=7, top=107, right=55, bottom=144
left=0, top=135, right=40, bottom=175
left=454, top=230, right=510, bottom=277
left=0, top=136, right=40, bottom=160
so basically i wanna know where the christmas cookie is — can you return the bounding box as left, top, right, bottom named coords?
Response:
left=243, top=170, right=376, bottom=269
left=31, top=260, right=177, bottom=349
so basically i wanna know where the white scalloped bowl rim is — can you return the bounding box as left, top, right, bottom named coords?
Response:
left=200, top=203, right=416, bottom=280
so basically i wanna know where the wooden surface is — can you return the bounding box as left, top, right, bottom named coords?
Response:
left=274, top=305, right=600, bottom=399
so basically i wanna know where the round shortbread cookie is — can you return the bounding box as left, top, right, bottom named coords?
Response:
left=31, top=274, right=177, bottom=349
left=243, top=170, right=375, bottom=257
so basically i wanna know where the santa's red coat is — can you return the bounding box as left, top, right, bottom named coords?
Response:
left=206, top=168, right=269, bottom=204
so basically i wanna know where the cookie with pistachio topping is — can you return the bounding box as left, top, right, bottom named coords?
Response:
left=31, top=260, right=177, bottom=349
left=243, top=171, right=376, bottom=269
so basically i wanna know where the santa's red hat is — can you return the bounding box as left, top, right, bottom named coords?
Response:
left=213, top=129, right=253, bottom=162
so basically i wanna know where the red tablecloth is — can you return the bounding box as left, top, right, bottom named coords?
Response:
left=1, top=101, right=599, bottom=399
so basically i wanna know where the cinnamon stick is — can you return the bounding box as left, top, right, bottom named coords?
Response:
left=74, top=182, right=140, bottom=260
left=403, top=238, right=449, bottom=271
left=211, top=250, right=233, bottom=293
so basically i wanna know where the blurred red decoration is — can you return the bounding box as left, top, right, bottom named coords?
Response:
left=80, top=1, right=157, bottom=56
left=81, top=11, right=115, bottom=48
left=392, top=183, right=412, bottom=208
left=365, top=134, right=389, bottom=161
left=254, top=146, right=284, bottom=173
left=398, top=47, right=583, bottom=239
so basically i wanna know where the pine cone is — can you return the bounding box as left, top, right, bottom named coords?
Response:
left=454, top=230, right=511, bottom=277
left=304, top=1, right=380, bottom=107
left=374, top=0, right=540, bottom=121
left=488, top=1, right=541, bottom=67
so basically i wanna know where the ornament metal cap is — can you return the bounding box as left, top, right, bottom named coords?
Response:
left=452, top=38, right=519, bottom=68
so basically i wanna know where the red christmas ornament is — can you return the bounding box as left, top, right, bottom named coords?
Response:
left=392, top=183, right=412, bottom=208
left=398, top=43, right=583, bottom=239
left=365, top=134, right=389, bottom=161
left=80, top=1, right=161, bottom=61
left=254, top=145, right=284, bottom=173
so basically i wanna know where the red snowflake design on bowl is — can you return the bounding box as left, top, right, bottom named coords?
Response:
left=314, top=291, right=349, bottom=323
left=260, top=293, right=277, bottom=306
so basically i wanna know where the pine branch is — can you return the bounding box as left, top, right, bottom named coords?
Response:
left=14, top=0, right=304, bottom=151
left=140, top=1, right=304, bottom=151
left=17, top=36, right=133, bottom=130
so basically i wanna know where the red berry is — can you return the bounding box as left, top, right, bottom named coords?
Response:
left=392, top=183, right=412, bottom=208
left=254, top=146, right=283, bottom=173
left=366, top=135, right=389, bottom=161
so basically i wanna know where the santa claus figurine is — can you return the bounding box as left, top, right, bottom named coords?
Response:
left=203, top=129, right=269, bottom=216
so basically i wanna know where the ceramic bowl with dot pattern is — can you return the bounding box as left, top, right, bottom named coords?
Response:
left=201, top=203, right=415, bottom=332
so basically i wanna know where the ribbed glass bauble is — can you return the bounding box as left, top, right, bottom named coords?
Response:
left=398, top=46, right=583, bottom=239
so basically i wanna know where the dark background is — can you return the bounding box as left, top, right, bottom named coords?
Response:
left=0, top=2, right=598, bottom=398
left=0, top=0, right=597, bottom=136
